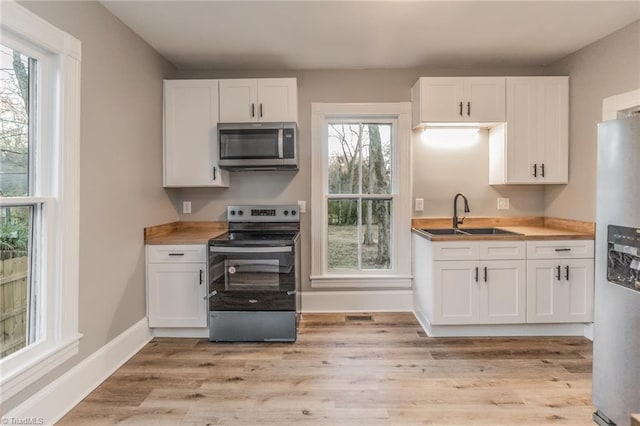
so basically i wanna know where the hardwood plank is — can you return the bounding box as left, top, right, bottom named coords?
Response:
left=57, top=313, right=594, bottom=425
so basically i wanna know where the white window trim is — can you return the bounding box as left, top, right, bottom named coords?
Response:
left=310, top=102, right=412, bottom=288
left=0, top=1, right=81, bottom=401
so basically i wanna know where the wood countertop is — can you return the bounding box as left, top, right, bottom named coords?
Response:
left=144, top=221, right=227, bottom=245
left=411, top=216, right=594, bottom=242
left=632, top=414, right=640, bottom=426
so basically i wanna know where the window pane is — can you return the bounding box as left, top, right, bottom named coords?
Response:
left=0, top=206, right=33, bottom=359
left=362, top=124, right=392, bottom=194
left=0, top=45, right=32, bottom=197
left=327, top=199, right=358, bottom=269
left=361, top=199, right=392, bottom=269
left=328, top=123, right=361, bottom=194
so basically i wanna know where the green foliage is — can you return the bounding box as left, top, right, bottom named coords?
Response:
left=0, top=208, right=29, bottom=251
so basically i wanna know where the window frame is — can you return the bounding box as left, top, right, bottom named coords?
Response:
left=0, top=1, right=81, bottom=401
left=311, top=103, right=412, bottom=288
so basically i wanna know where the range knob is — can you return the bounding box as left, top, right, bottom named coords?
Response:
left=238, top=210, right=244, bottom=216
left=230, top=210, right=236, bottom=216
left=291, top=210, right=297, bottom=216
left=284, top=210, right=289, bottom=216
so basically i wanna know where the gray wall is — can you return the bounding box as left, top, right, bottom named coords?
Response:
left=171, top=67, right=548, bottom=293
left=5, top=1, right=178, bottom=413
left=545, top=20, right=640, bottom=221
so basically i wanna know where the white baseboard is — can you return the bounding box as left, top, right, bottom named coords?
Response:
left=583, top=323, right=594, bottom=341
left=152, top=327, right=209, bottom=338
left=3, top=318, right=152, bottom=425
left=301, top=290, right=413, bottom=313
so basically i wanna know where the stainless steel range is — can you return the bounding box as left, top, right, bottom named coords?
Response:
left=207, top=205, right=300, bottom=342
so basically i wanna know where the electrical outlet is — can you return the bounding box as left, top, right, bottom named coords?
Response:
left=415, top=198, right=424, bottom=212
left=182, top=201, right=192, bottom=214
left=298, top=200, right=306, bottom=213
left=497, top=198, right=510, bottom=210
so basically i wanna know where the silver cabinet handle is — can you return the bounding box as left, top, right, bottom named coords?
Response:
left=287, top=290, right=296, bottom=296
left=204, top=290, right=217, bottom=300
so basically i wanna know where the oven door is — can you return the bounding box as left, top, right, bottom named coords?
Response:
left=208, top=245, right=296, bottom=311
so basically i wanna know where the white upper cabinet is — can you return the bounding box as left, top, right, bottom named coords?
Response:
left=489, top=76, right=569, bottom=184
left=411, top=77, right=505, bottom=127
left=163, top=79, right=229, bottom=187
left=219, top=78, right=297, bottom=123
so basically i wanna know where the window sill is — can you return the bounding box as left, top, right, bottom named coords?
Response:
left=0, top=333, right=82, bottom=402
left=310, top=275, right=412, bottom=289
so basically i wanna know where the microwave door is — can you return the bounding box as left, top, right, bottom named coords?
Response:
left=219, top=129, right=280, bottom=160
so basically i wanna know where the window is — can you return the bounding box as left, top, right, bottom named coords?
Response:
left=311, top=103, right=412, bottom=288
left=0, top=2, right=81, bottom=401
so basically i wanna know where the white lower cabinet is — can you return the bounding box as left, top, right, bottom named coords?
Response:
left=146, top=245, right=208, bottom=328
left=527, top=258, right=594, bottom=323
left=413, top=235, right=593, bottom=328
left=419, top=238, right=526, bottom=326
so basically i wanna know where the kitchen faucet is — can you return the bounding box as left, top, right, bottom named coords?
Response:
left=452, top=193, right=470, bottom=228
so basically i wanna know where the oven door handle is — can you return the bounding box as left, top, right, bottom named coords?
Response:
left=209, top=246, right=292, bottom=254
left=203, top=290, right=217, bottom=300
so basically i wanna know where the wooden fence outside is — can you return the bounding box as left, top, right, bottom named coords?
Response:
left=0, top=251, right=28, bottom=359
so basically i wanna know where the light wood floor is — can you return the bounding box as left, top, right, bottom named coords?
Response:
left=58, top=313, right=594, bottom=425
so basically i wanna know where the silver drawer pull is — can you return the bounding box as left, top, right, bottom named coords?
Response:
left=203, top=290, right=217, bottom=300
left=555, top=248, right=571, bottom=252
left=248, top=299, right=258, bottom=304
left=287, top=291, right=296, bottom=296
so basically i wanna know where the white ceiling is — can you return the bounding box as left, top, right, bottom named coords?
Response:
left=101, top=1, right=640, bottom=70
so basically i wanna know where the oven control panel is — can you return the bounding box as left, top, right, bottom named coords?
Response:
left=228, top=205, right=299, bottom=222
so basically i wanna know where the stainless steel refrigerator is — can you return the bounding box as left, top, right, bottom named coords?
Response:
left=593, top=113, right=640, bottom=425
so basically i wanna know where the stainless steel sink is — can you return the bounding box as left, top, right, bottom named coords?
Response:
left=420, top=227, right=521, bottom=236
left=459, top=227, right=521, bottom=235
left=420, top=228, right=469, bottom=235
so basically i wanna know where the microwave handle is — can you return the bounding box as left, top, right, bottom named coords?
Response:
left=278, top=128, right=284, bottom=159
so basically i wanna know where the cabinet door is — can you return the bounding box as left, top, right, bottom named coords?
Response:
left=478, top=260, right=526, bottom=324
left=527, top=259, right=594, bottom=323
left=219, top=79, right=258, bottom=123
left=538, top=77, right=569, bottom=183
left=257, top=78, right=297, bottom=122
left=504, top=77, right=568, bottom=184
left=147, top=263, right=207, bottom=328
left=505, top=77, right=540, bottom=183
left=418, top=77, right=465, bottom=122
left=432, top=261, right=479, bottom=324
left=562, top=259, right=594, bottom=322
left=527, top=260, right=561, bottom=323
left=163, top=80, right=228, bottom=187
left=463, top=77, right=506, bottom=122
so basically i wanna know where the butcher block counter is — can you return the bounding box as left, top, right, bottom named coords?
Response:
left=144, top=221, right=227, bottom=244
left=412, top=216, right=594, bottom=241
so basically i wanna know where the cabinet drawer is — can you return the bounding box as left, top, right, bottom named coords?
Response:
left=526, top=240, right=594, bottom=260
left=432, top=242, right=479, bottom=261
left=479, top=241, right=525, bottom=260
left=147, top=245, right=206, bottom=263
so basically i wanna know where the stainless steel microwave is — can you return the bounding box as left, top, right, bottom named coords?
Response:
left=218, top=122, right=298, bottom=171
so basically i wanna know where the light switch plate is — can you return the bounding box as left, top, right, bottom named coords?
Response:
left=497, top=198, right=509, bottom=210
left=182, top=201, right=192, bottom=214
left=298, top=200, right=306, bottom=213
left=415, top=198, right=424, bottom=212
